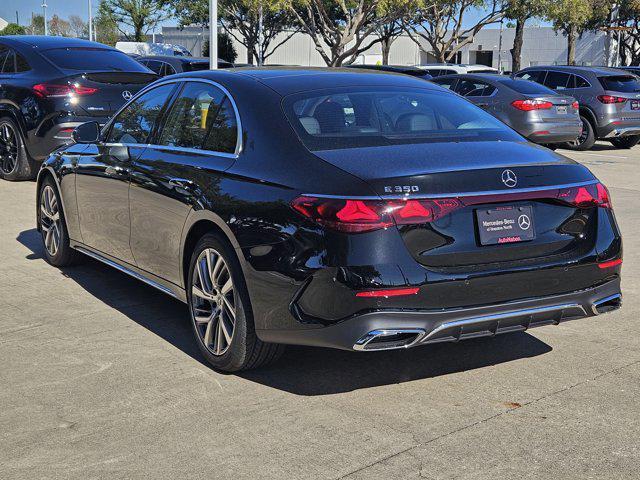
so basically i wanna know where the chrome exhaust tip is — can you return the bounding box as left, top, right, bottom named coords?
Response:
left=592, top=294, right=622, bottom=315
left=353, top=329, right=426, bottom=351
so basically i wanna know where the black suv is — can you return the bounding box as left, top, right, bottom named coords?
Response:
left=515, top=66, right=640, bottom=150
left=0, top=36, right=157, bottom=180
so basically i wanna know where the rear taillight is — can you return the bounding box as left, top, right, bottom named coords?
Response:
left=290, top=196, right=463, bottom=233
left=597, top=95, right=626, bottom=104
left=511, top=99, right=553, bottom=111
left=33, top=83, right=98, bottom=98
left=571, top=101, right=579, bottom=109
left=557, top=182, right=612, bottom=209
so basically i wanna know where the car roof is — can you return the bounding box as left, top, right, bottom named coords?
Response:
left=172, top=67, right=443, bottom=96
left=522, top=65, right=627, bottom=76
left=1, top=35, right=117, bottom=51
left=139, top=55, right=208, bottom=63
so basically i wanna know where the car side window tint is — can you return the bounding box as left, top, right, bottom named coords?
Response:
left=575, top=75, right=590, bottom=88
left=0, top=46, right=9, bottom=73
left=158, top=82, right=227, bottom=151
left=202, top=97, right=238, bottom=153
left=455, top=80, right=495, bottom=97
left=434, top=78, right=456, bottom=90
left=107, top=83, right=175, bottom=144
left=517, top=70, right=544, bottom=84
left=164, top=63, right=176, bottom=75
left=0, top=49, right=15, bottom=73
left=15, top=53, right=30, bottom=72
left=544, top=71, right=571, bottom=90
left=146, top=60, right=163, bottom=75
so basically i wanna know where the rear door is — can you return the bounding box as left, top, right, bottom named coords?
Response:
left=129, top=80, right=239, bottom=284
left=74, top=83, right=176, bottom=263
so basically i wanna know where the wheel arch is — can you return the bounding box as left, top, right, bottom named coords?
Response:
left=180, top=210, right=244, bottom=290
left=579, top=106, right=597, bottom=129
left=0, top=103, right=28, bottom=139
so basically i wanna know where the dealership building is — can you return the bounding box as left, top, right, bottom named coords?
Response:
left=161, top=25, right=610, bottom=70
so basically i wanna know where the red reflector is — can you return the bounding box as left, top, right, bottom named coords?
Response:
left=511, top=99, right=553, bottom=111
left=571, top=101, right=579, bottom=109
left=356, top=287, right=419, bottom=298
left=598, top=259, right=622, bottom=269
left=533, top=130, right=551, bottom=135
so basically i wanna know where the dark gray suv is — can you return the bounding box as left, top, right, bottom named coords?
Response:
left=515, top=66, right=640, bottom=150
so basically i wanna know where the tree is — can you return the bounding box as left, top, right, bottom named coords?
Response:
left=504, top=0, right=548, bottom=71
left=161, top=0, right=296, bottom=65
left=95, top=0, right=120, bottom=45
left=375, top=19, right=404, bottom=65
left=69, top=15, right=88, bottom=38
left=28, top=14, right=45, bottom=35
left=202, top=32, right=239, bottom=62
left=405, top=0, right=505, bottom=63
left=0, top=23, right=27, bottom=35
left=546, top=0, right=609, bottom=65
left=282, top=0, right=409, bottom=67
left=48, top=15, right=72, bottom=37
left=104, top=0, right=170, bottom=41
left=600, top=0, right=640, bottom=66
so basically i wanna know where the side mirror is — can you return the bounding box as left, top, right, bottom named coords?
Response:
left=72, top=121, right=100, bottom=144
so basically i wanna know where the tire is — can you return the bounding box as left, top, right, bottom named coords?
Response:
left=39, top=177, right=79, bottom=267
left=610, top=135, right=640, bottom=149
left=187, top=233, right=285, bottom=372
left=564, top=115, right=596, bottom=151
left=543, top=144, right=559, bottom=151
left=0, top=117, right=37, bottom=181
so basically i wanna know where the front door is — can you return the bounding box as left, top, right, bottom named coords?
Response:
left=74, top=82, right=177, bottom=264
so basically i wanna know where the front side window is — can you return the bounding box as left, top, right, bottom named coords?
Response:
left=159, top=81, right=238, bottom=153
left=0, top=48, right=14, bottom=74
left=284, top=87, right=520, bottom=151
left=107, top=83, right=175, bottom=144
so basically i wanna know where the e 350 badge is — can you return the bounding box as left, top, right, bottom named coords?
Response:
left=384, top=185, right=420, bottom=194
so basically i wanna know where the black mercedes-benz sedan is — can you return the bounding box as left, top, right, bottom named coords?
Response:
left=36, top=68, right=623, bottom=372
left=0, top=36, right=156, bottom=180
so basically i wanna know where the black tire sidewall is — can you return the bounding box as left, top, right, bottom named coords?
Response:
left=187, top=233, right=255, bottom=372
left=0, top=117, right=35, bottom=181
left=40, top=177, right=75, bottom=266
left=565, top=116, right=595, bottom=151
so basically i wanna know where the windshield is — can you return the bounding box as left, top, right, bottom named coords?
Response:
left=599, top=75, right=640, bottom=93
left=41, top=48, right=149, bottom=72
left=283, top=87, right=520, bottom=151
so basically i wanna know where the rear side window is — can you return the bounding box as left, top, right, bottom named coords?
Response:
left=15, top=53, right=30, bottom=72
left=0, top=49, right=14, bottom=73
left=144, top=60, right=164, bottom=75
left=499, top=79, right=555, bottom=95
left=432, top=77, right=456, bottom=90
left=107, top=83, right=175, bottom=144
left=41, top=48, right=149, bottom=72
left=544, top=71, right=572, bottom=90
left=159, top=81, right=238, bottom=154
left=574, top=75, right=590, bottom=88
left=163, top=63, right=177, bottom=76
left=599, top=75, right=640, bottom=93
left=185, top=62, right=209, bottom=72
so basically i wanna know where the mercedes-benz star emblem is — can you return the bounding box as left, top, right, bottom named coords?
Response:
left=501, top=169, right=517, bottom=188
left=122, top=90, right=133, bottom=100
left=518, top=214, right=531, bottom=230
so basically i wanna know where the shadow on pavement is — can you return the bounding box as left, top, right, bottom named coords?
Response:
left=18, top=228, right=552, bottom=396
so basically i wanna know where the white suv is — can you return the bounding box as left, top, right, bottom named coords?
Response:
left=417, top=64, right=500, bottom=77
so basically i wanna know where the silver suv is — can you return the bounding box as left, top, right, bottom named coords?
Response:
left=514, top=66, right=640, bottom=150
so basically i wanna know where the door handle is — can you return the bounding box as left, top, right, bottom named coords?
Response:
left=168, top=178, right=195, bottom=190
left=105, top=165, right=129, bottom=176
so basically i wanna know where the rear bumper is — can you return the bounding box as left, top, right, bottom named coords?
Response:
left=522, top=121, right=582, bottom=144
left=257, top=279, right=621, bottom=351
left=597, top=120, right=640, bottom=139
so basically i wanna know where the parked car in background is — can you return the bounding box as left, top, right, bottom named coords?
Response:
left=614, top=66, right=640, bottom=76
left=514, top=66, right=640, bottom=150
left=38, top=68, right=621, bottom=372
left=0, top=36, right=157, bottom=181
left=116, top=41, right=192, bottom=57
left=345, top=64, right=432, bottom=79
left=137, top=55, right=234, bottom=76
left=418, top=63, right=500, bottom=77
left=432, top=74, right=582, bottom=147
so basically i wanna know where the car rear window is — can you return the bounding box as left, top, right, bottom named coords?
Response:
left=283, top=87, right=520, bottom=151
left=499, top=79, right=555, bottom=95
left=41, top=47, right=149, bottom=72
left=598, top=75, right=640, bottom=93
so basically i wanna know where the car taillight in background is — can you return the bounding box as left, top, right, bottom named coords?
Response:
left=597, top=95, right=627, bottom=104
left=33, top=83, right=98, bottom=98
left=511, top=99, right=553, bottom=111
left=291, top=183, right=612, bottom=233
left=571, top=101, right=579, bottom=109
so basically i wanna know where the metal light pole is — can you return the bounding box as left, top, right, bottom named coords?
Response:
left=42, top=1, right=48, bottom=36
left=209, top=0, right=218, bottom=69
left=258, top=2, right=264, bottom=66
left=88, top=0, right=94, bottom=41
left=497, top=18, right=504, bottom=72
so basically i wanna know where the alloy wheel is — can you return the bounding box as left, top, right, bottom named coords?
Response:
left=40, top=185, right=62, bottom=257
left=570, top=118, right=589, bottom=147
left=190, top=248, right=236, bottom=356
left=0, top=122, right=19, bottom=175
